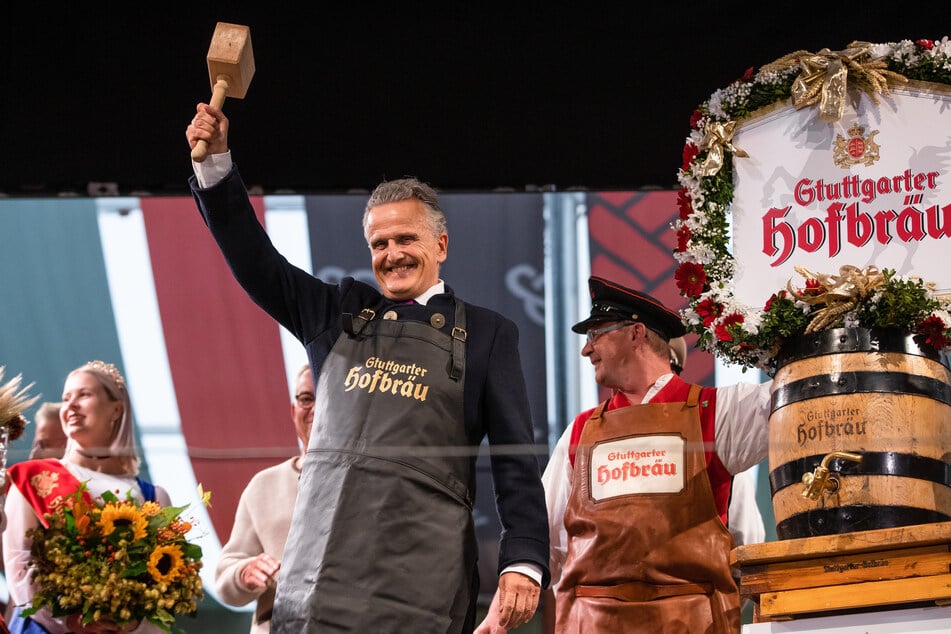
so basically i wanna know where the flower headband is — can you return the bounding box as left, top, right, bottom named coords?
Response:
left=81, top=360, right=126, bottom=391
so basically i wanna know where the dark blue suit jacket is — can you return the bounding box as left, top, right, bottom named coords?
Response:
left=190, top=167, right=551, bottom=587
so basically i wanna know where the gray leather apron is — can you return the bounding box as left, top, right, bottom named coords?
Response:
left=273, top=300, right=476, bottom=633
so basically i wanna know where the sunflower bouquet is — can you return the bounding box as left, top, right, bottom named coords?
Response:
left=22, top=484, right=204, bottom=633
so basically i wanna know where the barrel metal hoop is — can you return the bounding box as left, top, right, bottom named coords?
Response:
left=771, top=371, right=951, bottom=411
left=775, top=327, right=948, bottom=369
left=769, top=451, right=951, bottom=492
left=776, top=506, right=951, bottom=539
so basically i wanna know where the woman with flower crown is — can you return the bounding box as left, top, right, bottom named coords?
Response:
left=3, top=361, right=173, bottom=634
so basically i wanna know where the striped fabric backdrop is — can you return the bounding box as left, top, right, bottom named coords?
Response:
left=0, top=188, right=717, bottom=628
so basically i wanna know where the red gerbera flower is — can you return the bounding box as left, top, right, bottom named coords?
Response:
left=764, top=290, right=787, bottom=312
left=676, top=225, right=691, bottom=252
left=675, top=262, right=707, bottom=298
left=696, top=298, right=723, bottom=328
left=677, top=188, right=693, bottom=220
left=916, top=315, right=948, bottom=350
left=682, top=143, right=700, bottom=171
left=799, top=278, right=822, bottom=296
left=916, top=39, right=934, bottom=50
left=689, top=109, right=703, bottom=129
left=715, top=312, right=745, bottom=342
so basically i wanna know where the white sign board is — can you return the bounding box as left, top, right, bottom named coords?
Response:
left=730, top=84, right=951, bottom=305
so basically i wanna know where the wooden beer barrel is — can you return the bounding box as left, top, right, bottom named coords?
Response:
left=768, top=327, right=951, bottom=539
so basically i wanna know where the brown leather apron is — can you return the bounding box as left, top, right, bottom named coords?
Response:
left=272, top=301, right=476, bottom=633
left=556, top=384, right=740, bottom=633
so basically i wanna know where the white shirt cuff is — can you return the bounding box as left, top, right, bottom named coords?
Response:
left=192, top=150, right=233, bottom=189
left=501, top=562, right=543, bottom=586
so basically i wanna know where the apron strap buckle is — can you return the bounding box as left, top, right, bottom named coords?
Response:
left=343, top=308, right=377, bottom=337
left=448, top=305, right=467, bottom=381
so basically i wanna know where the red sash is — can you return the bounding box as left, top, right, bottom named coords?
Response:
left=6, top=459, right=94, bottom=528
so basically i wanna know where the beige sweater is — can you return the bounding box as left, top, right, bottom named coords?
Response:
left=215, top=457, right=300, bottom=634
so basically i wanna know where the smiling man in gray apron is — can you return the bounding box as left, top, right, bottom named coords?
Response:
left=186, top=103, right=551, bottom=633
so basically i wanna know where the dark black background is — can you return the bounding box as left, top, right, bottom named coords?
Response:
left=3, top=6, right=944, bottom=195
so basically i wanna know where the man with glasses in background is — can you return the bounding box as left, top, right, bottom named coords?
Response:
left=478, top=276, right=771, bottom=633
left=214, top=364, right=315, bottom=633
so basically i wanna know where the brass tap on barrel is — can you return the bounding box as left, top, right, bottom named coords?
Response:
left=801, top=451, right=863, bottom=500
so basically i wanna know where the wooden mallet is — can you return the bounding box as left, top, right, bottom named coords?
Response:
left=191, top=22, right=255, bottom=162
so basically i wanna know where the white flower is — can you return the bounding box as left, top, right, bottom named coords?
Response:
left=933, top=309, right=951, bottom=327
left=890, top=39, right=918, bottom=62
left=741, top=310, right=762, bottom=334
left=681, top=307, right=701, bottom=326
left=932, top=37, right=951, bottom=63
left=689, top=244, right=717, bottom=265
left=687, top=128, right=705, bottom=147
left=870, top=43, right=895, bottom=59
left=686, top=206, right=707, bottom=224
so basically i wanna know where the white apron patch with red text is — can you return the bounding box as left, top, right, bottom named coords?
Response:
left=589, top=434, right=685, bottom=501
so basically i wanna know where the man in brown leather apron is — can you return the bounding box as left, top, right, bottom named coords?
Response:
left=480, top=277, right=770, bottom=633
left=558, top=277, right=744, bottom=633
left=187, top=108, right=552, bottom=633
left=557, top=383, right=739, bottom=633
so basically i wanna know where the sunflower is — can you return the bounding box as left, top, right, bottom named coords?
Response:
left=147, top=544, right=185, bottom=583
left=98, top=503, right=148, bottom=541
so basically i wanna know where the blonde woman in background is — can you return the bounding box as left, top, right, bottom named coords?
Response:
left=4, top=361, right=172, bottom=634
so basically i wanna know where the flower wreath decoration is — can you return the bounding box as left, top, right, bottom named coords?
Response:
left=673, top=37, right=951, bottom=374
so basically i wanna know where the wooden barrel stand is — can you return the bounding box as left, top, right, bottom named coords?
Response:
left=738, top=327, right=951, bottom=624
left=731, top=521, right=951, bottom=622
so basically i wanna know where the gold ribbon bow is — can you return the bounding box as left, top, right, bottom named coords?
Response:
left=788, top=264, right=886, bottom=332
left=777, top=41, right=907, bottom=122
left=697, top=121, right=749, bottom=178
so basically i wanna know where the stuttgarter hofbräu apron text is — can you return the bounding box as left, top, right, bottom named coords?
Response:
left=273, top=300, right=477, bottom=633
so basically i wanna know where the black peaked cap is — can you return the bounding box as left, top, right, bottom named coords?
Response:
left=571, top=276, right=687, bottom=340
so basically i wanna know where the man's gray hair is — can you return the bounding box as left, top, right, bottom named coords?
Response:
left=363, top=177, right=447, bottom=240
